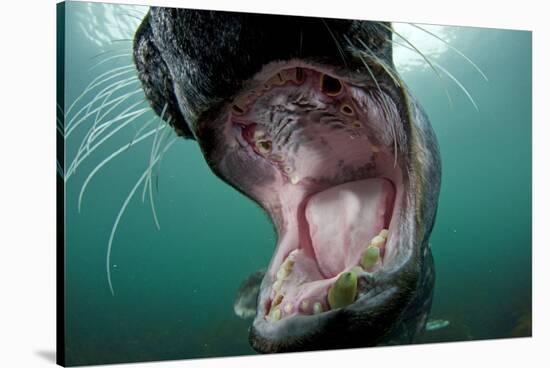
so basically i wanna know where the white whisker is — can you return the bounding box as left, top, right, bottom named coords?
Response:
left=394, top=40, right=479, bottom=111
left=321, top=19, right=348, bottom=67
left=146, top=119, right=173, bottom=230
left=65, top=65, right=134, bottom=118
left=78, top=128, right=158, bottom=213
left=434, top=61, right=479, bottom=111
left=142, top=105, right=168, bottom=202
left=106, top=137, right=177, bottom=295
left=346, top=35, right=400, bottom=166
left=87, top=98, right=146, bottom=145
left=85, top=90, right=144, bottom=152
left=131, top=116, right=157, bottom=145
left=353, top=36, right=403, bottom=89
left=409, top=23, right=489, bottom=82
left=66, top=77, right=139, bottom=137
left=71, top=94, right=144, bottom=176
left=66, top=107, right=149, bottom=179
left=378, top=22, right=454, bottom=109
left=89, top=52, right=133, bottom=71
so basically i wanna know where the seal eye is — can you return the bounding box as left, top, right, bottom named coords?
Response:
left=321, top=74, right=343, bottom=96
left=257, top=140, right=272, bottom=154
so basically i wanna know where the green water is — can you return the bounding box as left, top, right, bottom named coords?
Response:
left=60, top=2, right=532, bottom=366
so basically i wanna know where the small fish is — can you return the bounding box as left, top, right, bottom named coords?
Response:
left=425, top=319, right=450, bottom=331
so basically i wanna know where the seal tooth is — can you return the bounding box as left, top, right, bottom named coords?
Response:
left=313, top=302, right=323, bottom=314
left=276, top=257, right=294, bottom=280
left=284, top=303, right=293, bottom=314
left=253, top=128, right=266, bottom=140
left=300, top=300, right=310, bottom=314
left=327, top=272, right=358, bottom=310
left=256, top=140, right=272, bottom=155
left=350, top=266, right=364, bottom=276
left=379, top=229, right=389, bottom=239
left=273, top=279, right=282, bottom=292
left=290, top=174, right=300, bottom=185
left=271, top=308, right=281, bottom=321
left=361, top=246, right=380, bottom=270
left=272, top=294, right=283, bottom=308
left=270, top=153, right=284, bottom=162
left=276, top=267, right=288, bottom=281
left=371, top=235, right=386, bottom=248
left=288, top=249, right=300, bottom=260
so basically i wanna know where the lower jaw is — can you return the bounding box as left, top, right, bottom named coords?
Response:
left=260, top=176, right=400, bottom=323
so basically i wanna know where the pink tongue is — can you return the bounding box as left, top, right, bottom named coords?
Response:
left=304, top=179, right=393, bottom=278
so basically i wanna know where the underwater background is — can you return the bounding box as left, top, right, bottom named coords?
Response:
left=59, top=2, right=532, bottom=366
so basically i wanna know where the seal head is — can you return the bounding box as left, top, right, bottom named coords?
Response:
left=133, top=8, right=441, bottom=352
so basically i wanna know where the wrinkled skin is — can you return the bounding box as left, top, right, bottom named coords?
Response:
left=133, top=7, right=441, bottom=353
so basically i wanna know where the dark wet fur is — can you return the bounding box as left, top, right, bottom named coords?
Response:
left=133, top=8, right=392, bottom=140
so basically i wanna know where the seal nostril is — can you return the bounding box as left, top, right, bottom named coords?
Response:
left=321, top=74, right=343, bottom=96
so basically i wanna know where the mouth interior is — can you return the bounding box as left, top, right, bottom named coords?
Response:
left=265, top=177, right=396, bottom=320
left=226, top=64, right=404, bottom=323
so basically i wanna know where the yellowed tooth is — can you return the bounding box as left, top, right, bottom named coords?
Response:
left=283, top=257, right=295, bottom=268
left=313, top=302, right=323, bottom=314
left=288, top=249, right=299, bottom=260
left=379, top=229, right=389, bottom=239
left=284, top=303, right=293, bottom=314
left=300, top=300, right=310, bottom=313
left=276, top=268, right=288, bottom=281
left=256, top=140, right=272, bottom=155
left=270, top=153, right=284, bottom=162
left=271, top=308, right=281, bottom=321
left=361, top=246, right=380, bottom=269
left=371, top=235, right=386, bottom=247
left=272, top=294, right=283, bottom=308
left=273, top=280, right=283, bottom=292
left=350, top=266, right=364, bottom=276
left=328, top=272, right=358, bottom=310
left=253, top=128, right=266, bottom=140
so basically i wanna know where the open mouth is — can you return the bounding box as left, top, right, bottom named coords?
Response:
left=224, top=62, right=406, bottom=331
left=263, top=176, right=398, bottom=321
